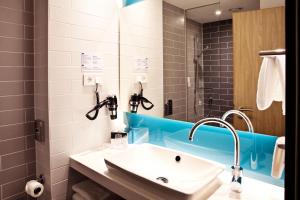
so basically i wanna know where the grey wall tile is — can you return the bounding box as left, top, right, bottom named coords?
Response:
left=0, top=95, right=34, bottom=111
left=1, top=149, right=35, bottom=169
left=0, top=82, right=24, bottom=96
left=0, top=165, right=27, bottom=185
left=163, top=2, right=187, bottom=121
left=0, top=67, right=34, bottom=81
left=0, top=122, right=34, bottom=141
left=0, top=52, right=24, bottom=66
left=0, top=110, right=26, bottom=126
left=0, top=1, right=35, bottom=199
left=0, top=21, right=24, bottom=38
left=2, top=179, right=26, bottom=199
left=0, top=137, right=26, bottom=156
left=0, top=0, right=24, bottom=10
left=203, top=19, right=233, bottom=117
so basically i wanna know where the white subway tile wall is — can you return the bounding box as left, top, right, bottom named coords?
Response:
left=34, top=0, right=120, bottom=199
left=48, top=0, right=119, bottom=198
left=120, top=0, right=164, bottom=117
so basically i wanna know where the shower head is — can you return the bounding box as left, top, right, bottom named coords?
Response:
left=203, top=46, right=210, bottom=51
left=199, top=46, right=210, bottom=55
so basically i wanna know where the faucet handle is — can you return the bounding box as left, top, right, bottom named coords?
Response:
left=231, top=166, right=243, bottom=193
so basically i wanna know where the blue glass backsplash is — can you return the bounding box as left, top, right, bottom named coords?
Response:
left=123, top=0, right=143, bottom=7
left=124, top=112, right=284, bottom=187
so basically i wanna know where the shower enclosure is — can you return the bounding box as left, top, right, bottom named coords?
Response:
left=163, top=2, right=234, bottom=123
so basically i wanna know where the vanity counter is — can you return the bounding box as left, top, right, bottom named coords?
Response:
left=70, top=145, right=284, bottom=200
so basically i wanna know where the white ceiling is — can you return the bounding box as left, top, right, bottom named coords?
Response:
left=164, top=0, right=260, bottom=23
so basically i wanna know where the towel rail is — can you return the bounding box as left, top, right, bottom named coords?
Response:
left=259, top=49, right=285, bottom=56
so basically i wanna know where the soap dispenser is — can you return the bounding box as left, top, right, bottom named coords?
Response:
left=271, top=136, right=285, bottom=179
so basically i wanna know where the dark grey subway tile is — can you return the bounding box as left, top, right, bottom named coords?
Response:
left=0, top=37, right=33, bottom=52
left=1, top=178, right=26, bottom=199
left=0, top=165, right=27, bottom=185
left=0, top=81, right=24, bottom=96
left=27, top=162, right=36, bottom=176
left=24, top=26, right=33, bottom=39
left=0, top=0, right=24, bottom=10
left=0, top=21, right=24, bottom=38
left=24, top=0, right=34, bottom=12
left=0, top=137, right=26, bottom=155
left=0, top=109, right=25, bottom=126
left=24, top=108, right=34, bottom=122
left=0, top=52, right=24, bottom=66
left=0, top=7, right=32, bottom=25
left=1, top=149, right=35, bottom=170
left=0, top=67, right=34, bottom=81
left=0, top=122, right=34, bottom=140
left=0, top=95, right=34, bottom=111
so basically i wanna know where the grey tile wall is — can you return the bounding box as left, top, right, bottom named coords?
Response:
left=33, top=0, right=50, bottom=199
left=203, top=19, right=234, bottom=117
left=163, top=2, right=187, bottom=121
left=0, top=0, right=35, bottom=199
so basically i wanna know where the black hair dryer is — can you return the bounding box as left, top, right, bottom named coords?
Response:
left=106, top=96, right=118, bottom=120
left=85, top=86, right=118, bottom=120
left=129, top=82, right=154, bottom=113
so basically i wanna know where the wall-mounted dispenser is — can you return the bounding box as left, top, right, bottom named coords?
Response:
left=271, top=136, right=285, bottom=179
left=129, top=82, right=154, bottom=113
left=25, top=175, right=45, bottom=198
left=85, top=83, right=118, bottom=120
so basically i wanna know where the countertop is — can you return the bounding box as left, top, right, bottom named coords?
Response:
left=70, top=145, right=284, bottom=200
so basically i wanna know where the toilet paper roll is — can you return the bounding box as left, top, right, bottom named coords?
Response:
left=25, top=180, right=44, bottom=198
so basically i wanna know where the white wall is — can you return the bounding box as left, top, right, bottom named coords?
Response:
left=120, top=0, right=164, bottom=117
left=47, top=0, right=119, bottom=199
left=260, top=0, right=285, bottom=9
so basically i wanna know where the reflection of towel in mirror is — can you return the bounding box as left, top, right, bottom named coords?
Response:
left=72, top=180, right=110, bottom=200
left=72, top=193, right=86, bottom=200
left=256, top=55, right=285, bottom=115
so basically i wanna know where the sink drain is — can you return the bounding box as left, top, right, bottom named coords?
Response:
left=156, top=177, right=168, bottom=183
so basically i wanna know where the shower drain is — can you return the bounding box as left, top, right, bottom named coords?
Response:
left=156, top=177, right=169, bottom=183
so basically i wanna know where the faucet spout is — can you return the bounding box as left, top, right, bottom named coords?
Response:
left=189, top=117, right=243, bottom=192
left=189, top=117, right=240, bottom=166
left=221, top=110, right=254, bottom=133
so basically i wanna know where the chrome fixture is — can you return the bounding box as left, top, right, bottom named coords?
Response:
left=221, top=110, right=254, bottom=133
left=188, top=118, right=243, bottom=192
left=222, top=110, right=258, bottom=170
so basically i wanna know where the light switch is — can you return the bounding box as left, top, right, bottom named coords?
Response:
left=136, top=74, right=148, bottom=83
left=83, top=74, right=102, bottom=86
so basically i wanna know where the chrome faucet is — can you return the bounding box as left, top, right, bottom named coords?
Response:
left=222, top=110, right=258, bottom=170
left=188, top=118, right=243, bottom=192
left=221, top=110, right=254, bottom=133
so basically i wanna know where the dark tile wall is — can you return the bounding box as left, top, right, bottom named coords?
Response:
left=163, top=2, right=186, bottom=121
left=0, top=0, right=35, bottom=199
left=203, top=19, right=234, bottom=117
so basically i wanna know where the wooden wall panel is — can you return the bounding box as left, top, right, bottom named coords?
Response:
left=233, top=7, right=285, bottom=136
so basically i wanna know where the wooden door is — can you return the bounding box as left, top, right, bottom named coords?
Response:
left=232, top=7, right=285, bottom=136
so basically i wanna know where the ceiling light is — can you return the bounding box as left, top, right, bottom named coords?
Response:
left=215, top=9, right=222, bottom=16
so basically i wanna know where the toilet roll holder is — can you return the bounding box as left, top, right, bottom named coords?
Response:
left=36, top=174, right=45, bottom=184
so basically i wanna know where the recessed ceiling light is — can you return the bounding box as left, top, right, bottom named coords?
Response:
left=215, top=9, right=222, bottom=16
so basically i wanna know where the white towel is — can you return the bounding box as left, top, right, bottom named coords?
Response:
left=256, top=55, right=285, bottom=115
left=72, top=193, right=87, bottom=200
left=72, top=180, right=110, bottom=200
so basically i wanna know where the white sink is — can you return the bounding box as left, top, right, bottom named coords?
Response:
left=104, top=143, right=225, bottom=200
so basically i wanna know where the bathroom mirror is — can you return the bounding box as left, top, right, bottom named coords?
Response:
left=119, top=0, right=285, bottom=136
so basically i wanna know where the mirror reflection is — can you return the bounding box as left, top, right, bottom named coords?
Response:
left=120, top=0, right=285, bottom=136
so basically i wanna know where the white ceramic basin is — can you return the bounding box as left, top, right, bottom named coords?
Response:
left=104, top=143, right=225, bottom=200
